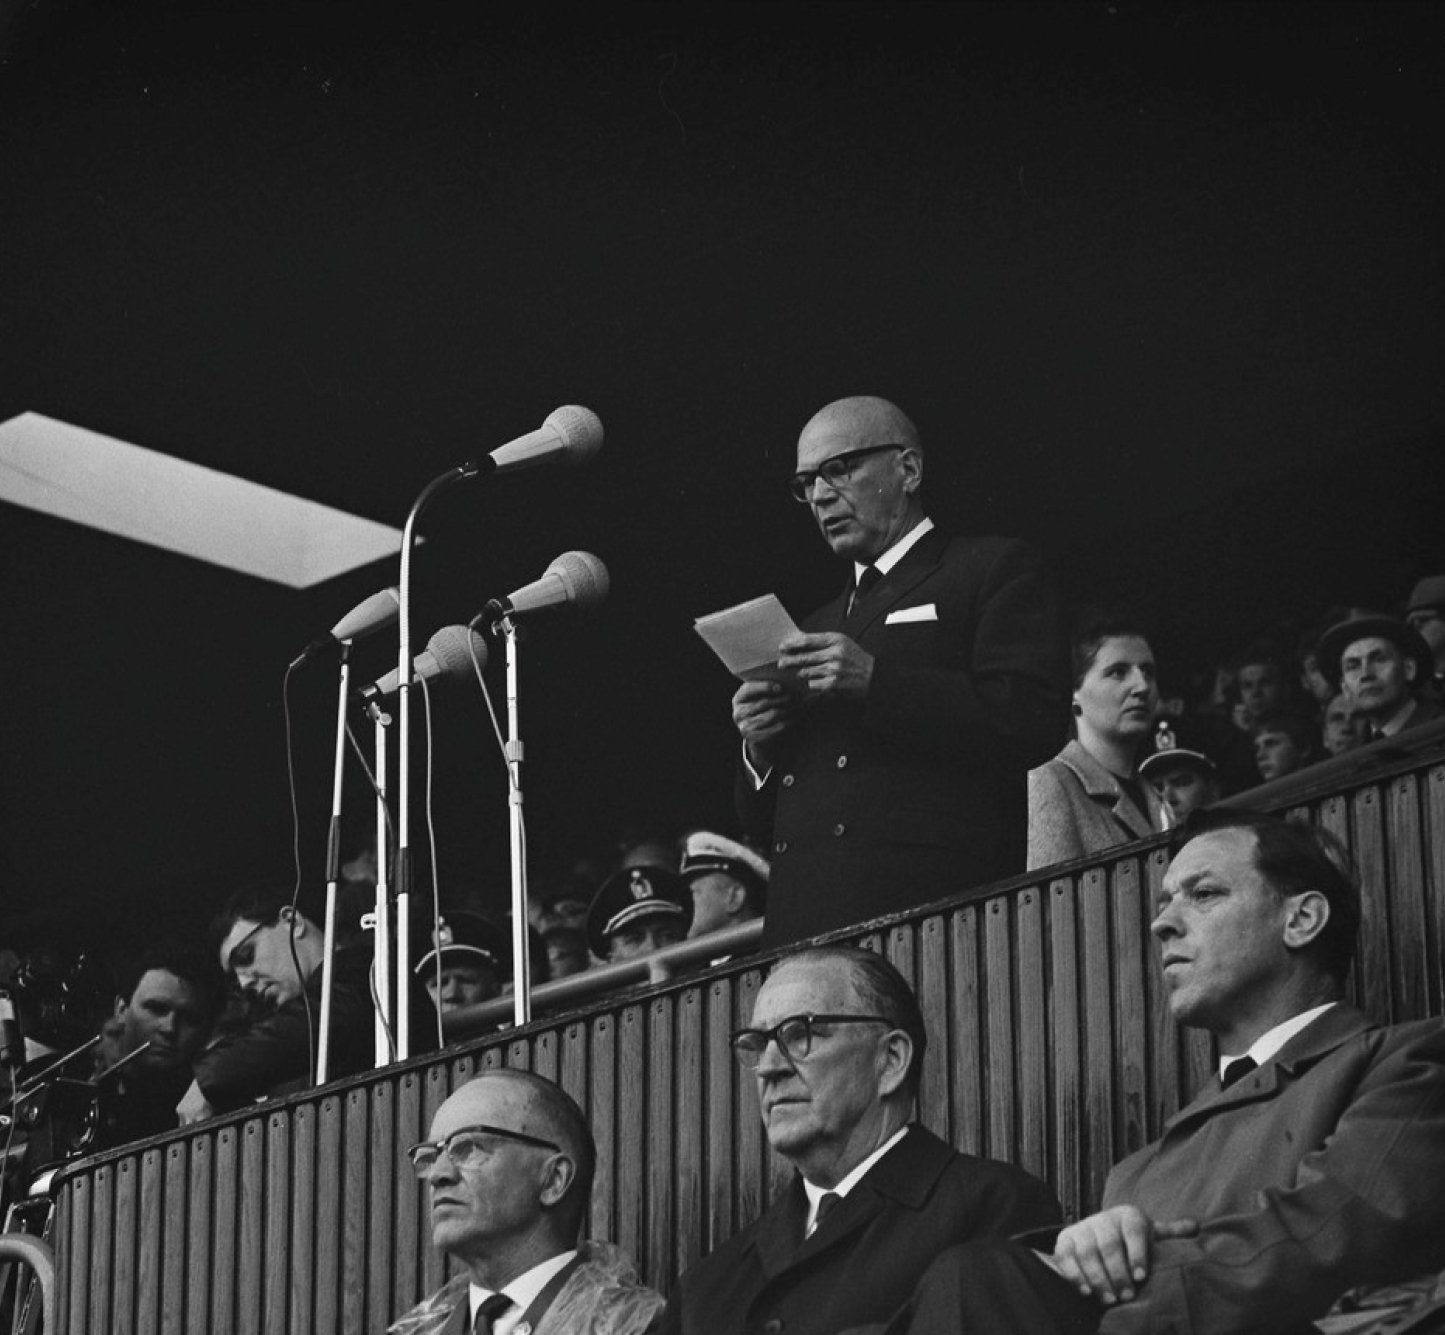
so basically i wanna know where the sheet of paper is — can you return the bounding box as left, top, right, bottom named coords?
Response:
left=694, top=593, right=804, bottom=688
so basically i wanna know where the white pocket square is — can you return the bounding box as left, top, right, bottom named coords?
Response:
left=885, top=604, right=937, bottom=624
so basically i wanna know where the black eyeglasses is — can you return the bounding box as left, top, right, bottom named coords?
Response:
left=405, top=1123, right=562, bottom=1176
left=788, top=445, right=905, bottom=503
left=224, top=919, right=271, bottom=975
left=730, top=1013, right=893, bottom=1068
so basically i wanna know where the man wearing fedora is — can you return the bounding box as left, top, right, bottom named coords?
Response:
left=1316, top=612, right=1444, bottom=741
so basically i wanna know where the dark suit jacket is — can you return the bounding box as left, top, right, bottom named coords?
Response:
left=738, top=530, right=1067, bottom=948
left=1096, top=1005, right=1445, bottom=1334
left=660, top=1125, right=1062, bottom=1335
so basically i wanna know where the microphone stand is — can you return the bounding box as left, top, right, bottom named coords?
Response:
left=316, top=646, right=351, bottom=1085
left=501, top=616, right=533, bottom=1026
left=394, top=464, right=477, bottom=1061
left=365, top=700, right=395, bottom=1067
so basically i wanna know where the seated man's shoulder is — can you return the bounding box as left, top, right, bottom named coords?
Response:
left=558, top=1243, right=665, bottom=1335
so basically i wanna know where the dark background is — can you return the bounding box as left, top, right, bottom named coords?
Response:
left=2, top=1, right=1442, bottom=963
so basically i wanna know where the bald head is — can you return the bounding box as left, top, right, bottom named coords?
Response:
left=800, top=396, right=922, bottom=455
left=794, top=396, right=926, bottom=563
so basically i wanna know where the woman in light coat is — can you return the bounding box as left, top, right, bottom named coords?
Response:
left=1026, top=614, right=1168, bottom=870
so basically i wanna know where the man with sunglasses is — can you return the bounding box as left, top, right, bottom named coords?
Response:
left=176, top=884, right=376, bottom=1124
left=732, top=395, right=1067, bottom=947
left=389, top=1069, right=663, bottom=1335
left=659, top=946, right=1060, bottom=1335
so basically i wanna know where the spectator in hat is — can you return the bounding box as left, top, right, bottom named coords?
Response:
left=1404, top=574, right=1445, bottom=695
left=1317, top=612, right=1444, bottom=740
left=1321, top=692, right=1370, bottom=758
left=586, top=867, right=692, bottom=963
left=1138, top=718, right=1222, bottom=826
left=1249, top=710, right=1319, bottom=784
left=679, top=830, right=770, bottom=940
left=414, top=910, right=510, bottom=1014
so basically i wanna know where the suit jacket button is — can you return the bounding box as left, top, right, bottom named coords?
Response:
left=774, top=840, right=788, bottom=854
left=781, top=773, right=795, bottom=787
left=832, top=823, right=846, bottom=837
left=762, top=1322, right=784, bottom=1335
left=835, top=754, right=848, bottom=768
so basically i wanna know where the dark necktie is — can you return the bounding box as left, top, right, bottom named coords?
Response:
left=1221, top=1055, right=1257, bottom=1088
left=810, top=1190, right=842, bottom=1237
left=473, top=1292, right=513, bottom=1335
left=849, top=565, right=882, bottom=613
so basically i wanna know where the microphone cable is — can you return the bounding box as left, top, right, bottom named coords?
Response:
left=280, top=660, right=317, bottom=1088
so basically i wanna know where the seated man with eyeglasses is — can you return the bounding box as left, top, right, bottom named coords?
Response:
left=731, top=395, right=1068, bottom=949
left=176, top=884, right=377, bottom=1124
left=658, top=946, right=1060, bottom=1335
left=389, top=1069, right=663, bottom=1335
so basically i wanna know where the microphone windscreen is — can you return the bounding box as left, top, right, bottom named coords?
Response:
left=330, top=586, right=401, bottom=642
left=426, top=624, right=489, bottom=679
left=544, top=406, right=603, bottom=465
left=546, top=550, right=610, bottom=609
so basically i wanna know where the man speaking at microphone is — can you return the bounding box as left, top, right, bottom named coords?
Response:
left=733, top=396, right=1067, bottom=947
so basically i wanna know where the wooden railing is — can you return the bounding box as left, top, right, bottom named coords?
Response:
left=44, top=726, right=1445, bottom=1334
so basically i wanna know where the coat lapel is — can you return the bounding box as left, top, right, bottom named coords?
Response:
left=1159, top=1004, right=1371, bottom=1140
left=1058, top=741, right=1158, bottom=840
left=844, top=528, right=947, bottom=638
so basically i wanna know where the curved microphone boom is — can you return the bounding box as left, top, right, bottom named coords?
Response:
left=358, top=625, right=488, bottom=703
left=289, top=586, right=401, bottom=669
left=478, top=551, right=610, bottom=624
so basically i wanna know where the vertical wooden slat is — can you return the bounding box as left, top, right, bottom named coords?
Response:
left=915, top=915, right=951, bottom=1137
left=184, top=1137, right=212, bottom=1335
left=340, top=1089, right=370, bottom=1334
left=289, top=1102, right=318, bottom=1335
left=1078, top=866, right=1115, bottom=1207
left=65, top=1174, right=92, bottom=1335
left=367, top=1083, right=396, bottom=1331
left=134, top=1148, right=165, bottom=1335
left=1386, top=774, right=1429, bottom=1020
left=313, top=1097, right=344, bottom=1335
left=210, top=1127, right=238, bottom=1335
left=85, top=1162, right=114, bottom=1335
left=645, top=995, right=677, bottom=1286
left=703, top=977, right=735, bottom=1256
left=1425, top=766, right=1445, bottom=1015
left=732, top=970, right=766, bottom=1225
left=983, top=895, right=1016, bottom=1162
left=588, top=1011, right=618, bottom=1245
left=614, top=1003, right=647, bottom=1275
left=1110, top=858, right=1149, bottom=1161
left=160, top=1140, right=189, bottom=1335
left=1014, top=887, right=1048, bottom=1181
left=390, top=1073, right=423, bottom=1318
left=113, top=1155, right=140, bottom=1335
left=672, top=987, right=705, bottom=1290
left=262, top=1112, right=290, bottom=1335
left=1141, top=848, right=1179, bottom=1133
left=1047, top=876, right=1082, bottom=1222
left=948, top=905, right=983, bottom=1156
left=1351, top=785, right=1393, bottom=1019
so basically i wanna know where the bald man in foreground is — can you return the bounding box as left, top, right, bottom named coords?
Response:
left=389, top=1070, right=663, bottom=1335
left=733, top=395, right=1068, bottom=946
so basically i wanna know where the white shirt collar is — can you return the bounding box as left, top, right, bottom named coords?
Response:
left=469, top=1249, right=577, bottom=1334
left=802, top=1125, right=909, bottom=1235
left=1218, top=1002, right=1336, bottom=1079
left=1376, top=697, right=1419, bottom=737
left=854, top=517, right=933, bottom=583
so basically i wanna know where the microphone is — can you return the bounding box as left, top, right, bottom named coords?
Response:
left=358, top=625, right=488, bottom=703
left=0, top=988, right=22, bottom=1068
left=478, top=551, right=610, bottom=624
left=468, top=406, right=603, bottom=478
left=290, top=587, right=401, bottom=670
